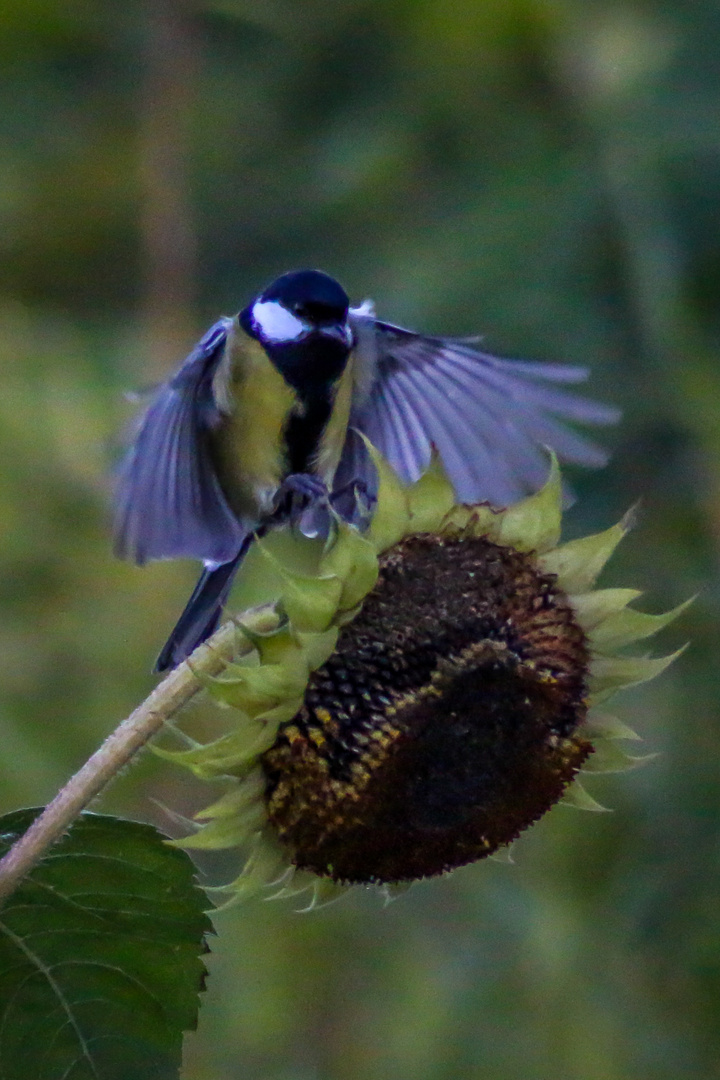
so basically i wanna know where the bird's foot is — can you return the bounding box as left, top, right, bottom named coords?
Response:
left=272, top=473, right=330, bottom=522
left=272, top=474, right=374, bottom=539
left=329, top=479, right=375, bottom=529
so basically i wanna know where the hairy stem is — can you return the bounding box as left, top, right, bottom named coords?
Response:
left=0, top=618, right=261, bottom=902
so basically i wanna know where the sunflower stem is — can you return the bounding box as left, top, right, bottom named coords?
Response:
left=0, top=619, right=244, bottom=903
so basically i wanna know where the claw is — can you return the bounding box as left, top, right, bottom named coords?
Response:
left=271, top=473, right=330, bottom=523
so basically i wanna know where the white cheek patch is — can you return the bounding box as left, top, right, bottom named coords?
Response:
left=251, top=299, right=309, bottom=343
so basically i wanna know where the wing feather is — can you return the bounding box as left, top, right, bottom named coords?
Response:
left=376, top=378, right=430, bottom=480
left=430, top=343, right=620, bottom=425
left=114, top=319, right=246, bottom=565
left=426, top=362, right=543, bottom=494
left=401, top=364, right=506, bottom=500
left=428, top=350, right=612, bottom=467
left=344, top=313, right=619, bottom=507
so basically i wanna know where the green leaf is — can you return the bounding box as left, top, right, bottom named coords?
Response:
left=0, top=810, right=212, bottom=1080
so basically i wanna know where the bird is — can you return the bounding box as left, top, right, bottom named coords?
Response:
left=114, top=269, right=619, bottom=672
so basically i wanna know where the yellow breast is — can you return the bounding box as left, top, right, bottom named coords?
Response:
left=211, top=327, right=297, bottom=519
left=209, top=325, right=356, bottom=523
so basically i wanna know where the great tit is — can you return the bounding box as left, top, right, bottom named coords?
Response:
left=114, top=269, right=618, bottom=671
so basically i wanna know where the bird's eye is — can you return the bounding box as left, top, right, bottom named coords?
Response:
left=293, top=300, right=341, bottom=323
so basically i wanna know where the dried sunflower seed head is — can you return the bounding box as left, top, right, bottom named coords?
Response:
left=159, top=449, right=689, bottom=905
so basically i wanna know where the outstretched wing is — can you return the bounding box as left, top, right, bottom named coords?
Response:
left=114, top=318, right=246, bottom=565
left=342, top=311, right=619, bottom=507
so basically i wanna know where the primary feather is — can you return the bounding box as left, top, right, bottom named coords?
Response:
left=114, top=318, right=245, bottom=565
left=344, top=312, right=619, bottom=506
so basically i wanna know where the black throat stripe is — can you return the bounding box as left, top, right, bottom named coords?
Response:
left=282, top=390, right=334, bottom=474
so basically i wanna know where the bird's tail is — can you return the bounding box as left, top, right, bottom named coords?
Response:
left=154, top=535, right=253, bottom=673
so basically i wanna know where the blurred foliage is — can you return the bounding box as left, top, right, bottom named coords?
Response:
left=0, top=0, right=718, bottom=1077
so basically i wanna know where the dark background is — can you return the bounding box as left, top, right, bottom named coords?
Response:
left=0, top=1, right=717, bottom=1077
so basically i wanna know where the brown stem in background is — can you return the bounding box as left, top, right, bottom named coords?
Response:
left=140, top=0, right=200, bottom=370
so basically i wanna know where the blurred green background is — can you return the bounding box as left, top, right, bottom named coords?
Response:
left=0, top=1, right=718, bottom=1077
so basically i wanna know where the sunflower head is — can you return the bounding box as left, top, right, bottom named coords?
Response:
left=158, top=448, right=689, bottom=905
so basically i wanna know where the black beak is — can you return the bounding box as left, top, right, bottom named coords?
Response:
left=320, top=323, right=353, bottom=347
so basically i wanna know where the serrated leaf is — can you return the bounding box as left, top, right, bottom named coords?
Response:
left=0, top=810, right=212, bottom=1080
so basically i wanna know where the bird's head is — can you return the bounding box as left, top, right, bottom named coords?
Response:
left=244, top=270, right=352, bottom=349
